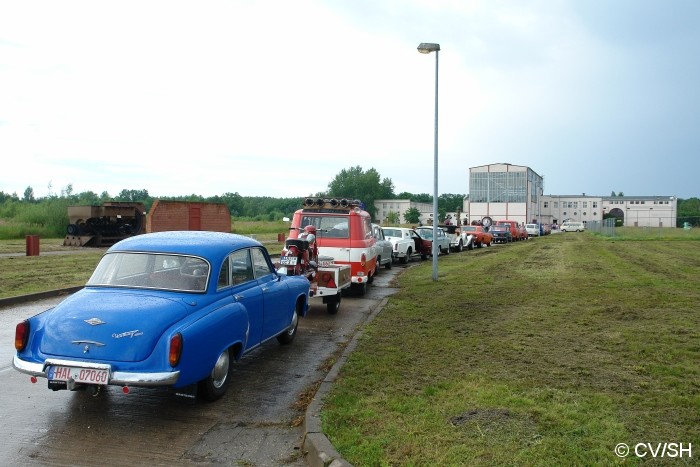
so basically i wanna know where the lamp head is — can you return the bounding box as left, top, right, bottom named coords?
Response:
left=417, top=42, right=440, bottom=54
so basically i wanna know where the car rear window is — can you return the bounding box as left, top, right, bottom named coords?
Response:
left=87, top=252, right=209, bottom=293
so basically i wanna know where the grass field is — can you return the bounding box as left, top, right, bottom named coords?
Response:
left=321, top=232, right=700, bottom=465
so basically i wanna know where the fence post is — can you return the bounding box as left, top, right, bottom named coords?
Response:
left=25, top=235, right=40, bottom=256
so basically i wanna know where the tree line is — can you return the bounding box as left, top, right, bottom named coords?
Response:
left=0, top=166, right=467, bottom=238
left=2, top=165, right=698, bottom=238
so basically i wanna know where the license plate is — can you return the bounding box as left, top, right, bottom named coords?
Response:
left=280, top=256, right=298, bottom=265
left=47, top=365, right=110, bottom=385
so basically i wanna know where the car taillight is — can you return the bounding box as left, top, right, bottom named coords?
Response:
left=15, top=320, right=29, bottom=351
left=360, top=252, right=367, bottom=266
left=317, top=272, right=336, bottom=288
left=169, top=333, right=183, bottom=367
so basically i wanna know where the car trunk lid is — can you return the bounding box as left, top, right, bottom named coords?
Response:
left=39, top=288, right=190, bottom=362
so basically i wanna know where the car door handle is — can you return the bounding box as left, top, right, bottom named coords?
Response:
left=234, top=294, right=244, bottom=301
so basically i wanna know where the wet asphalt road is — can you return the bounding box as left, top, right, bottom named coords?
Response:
left=0, top=264, right=405, bottom=466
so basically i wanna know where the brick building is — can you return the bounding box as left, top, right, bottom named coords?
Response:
left=146, top=200, right=231, bottom=233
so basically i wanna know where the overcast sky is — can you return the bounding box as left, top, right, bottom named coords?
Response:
left=1, top=0, right=698, bottom=200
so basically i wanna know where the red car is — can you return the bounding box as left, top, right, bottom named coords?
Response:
left=460, top=225, right=493, bottom=248
left=496, top=220, right=527, bottom=241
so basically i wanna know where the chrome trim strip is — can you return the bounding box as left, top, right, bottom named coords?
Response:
left=12, top=355, right=180, bottom=387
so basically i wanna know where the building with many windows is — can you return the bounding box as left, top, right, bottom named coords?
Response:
left=468, top=163, right=541, bottom=226
left=467, top=163, right=677, bottom=228
left=374, top=199, right=434, bottom=226
left=374, top=162, right=678, bottom=228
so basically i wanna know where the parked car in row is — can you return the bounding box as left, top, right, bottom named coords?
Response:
left=372, top=224, right=393, bottom=270
left=490, top=225, right=513, bottom=244
left=497, top=220, right=528, bottom=241
left=561, top=221, right=585, bottom=232
left=526, top=223, right=541, bottom=237
left=13, top=231, right=310, bottom=402
left=440, top=224, right=472, bottom=252
left=415, top=226, right=451, bottom=257
left=382, top=227, right=431, bottom=263
left=461, top=225, right=492, bottom=248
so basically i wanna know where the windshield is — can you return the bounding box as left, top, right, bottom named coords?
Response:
left=383, top=228, right=402, bottom=237
left=300, top=215, right=350, bottom=239
left=417, top=229, right=434, bottom=240
left=87, top=252, right=210, bottom=293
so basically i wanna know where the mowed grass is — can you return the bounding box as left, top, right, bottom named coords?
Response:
left=322, top=233, right=700, bottom=466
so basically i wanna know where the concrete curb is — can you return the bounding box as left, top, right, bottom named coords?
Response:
left=0, top=287, right=83, bottom=309
left=303, top=297, right=389, bottom=467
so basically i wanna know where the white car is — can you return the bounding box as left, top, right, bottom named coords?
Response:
left=525, top=223, right=541, bottom=237
left=382, top=227, right=424, bottom=264
left=415, top=226, right=451, bottom=256
left=561, top=221, right=585, bottom=232
left=371, top=224, right=393, bottom=269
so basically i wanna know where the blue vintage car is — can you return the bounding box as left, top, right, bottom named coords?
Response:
left=13, top=231, right=310, bottom=401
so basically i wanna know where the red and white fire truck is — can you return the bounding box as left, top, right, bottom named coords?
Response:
left=287, top=197, right=378, bottom=297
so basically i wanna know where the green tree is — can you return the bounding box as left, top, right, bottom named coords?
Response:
left=116, top=189, right=150, bottom=202
left=0, top=191, right=19, bottom=203
left=326, top=166, right=394, bottom=219
left=678, top=197, right=700, bottom=216
left=439, top=193, right=465, bottom=212
left=398, top=192, right=432, bottom=203
left=385, top=211, right=400, bottom=225
left=75, top=191, right=102, bottom=205
left=23, top=186, right=35, bottom=202
left=404, top=207, right=420, bottom=224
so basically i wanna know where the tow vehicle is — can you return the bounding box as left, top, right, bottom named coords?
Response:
left=284, top=197, right=377, bottom=299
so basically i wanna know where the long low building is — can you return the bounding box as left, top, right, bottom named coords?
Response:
left=375, top=163, right=678, bottom=228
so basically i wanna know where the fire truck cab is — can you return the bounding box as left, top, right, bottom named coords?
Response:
left=288, top=197, right=378, bottom=295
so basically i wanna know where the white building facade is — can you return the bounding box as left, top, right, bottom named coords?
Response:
left=467, top=163, right=543, bottom=226
left=374, top=163, right=678, bottom=228
left=468, top=163, right=677, bottom=228
left=374, top=199, right=434, bottom=226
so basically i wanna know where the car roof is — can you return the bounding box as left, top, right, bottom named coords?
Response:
left=107, top=231, right=261, bottom=257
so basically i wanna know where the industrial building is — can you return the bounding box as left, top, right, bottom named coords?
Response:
left=374, top=163, right=678, bottom=228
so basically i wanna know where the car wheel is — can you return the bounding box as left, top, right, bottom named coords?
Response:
left=401, top=248, right=411, bottom=264
left=326, top=293, right=341, bottom=314
left=277, top=309, right=299, bottom=345
left=368, top=264, right=376, bottom=284
left=456, top=241, right=463, bottom=253
left=385, top=258, right=392, bottom=269
left=353, top=281, right=367, bottom=296
left=198, top=347, right=233, bottom=401
left=444, top=245, right=450, bottom=255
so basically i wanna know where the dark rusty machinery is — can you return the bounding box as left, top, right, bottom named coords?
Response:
left=63, top=202, right=146, bottom=247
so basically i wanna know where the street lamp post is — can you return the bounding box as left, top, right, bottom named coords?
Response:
left=418, top=42, right=440, bottom=281
left=536, top=179, right=543, bottom=237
